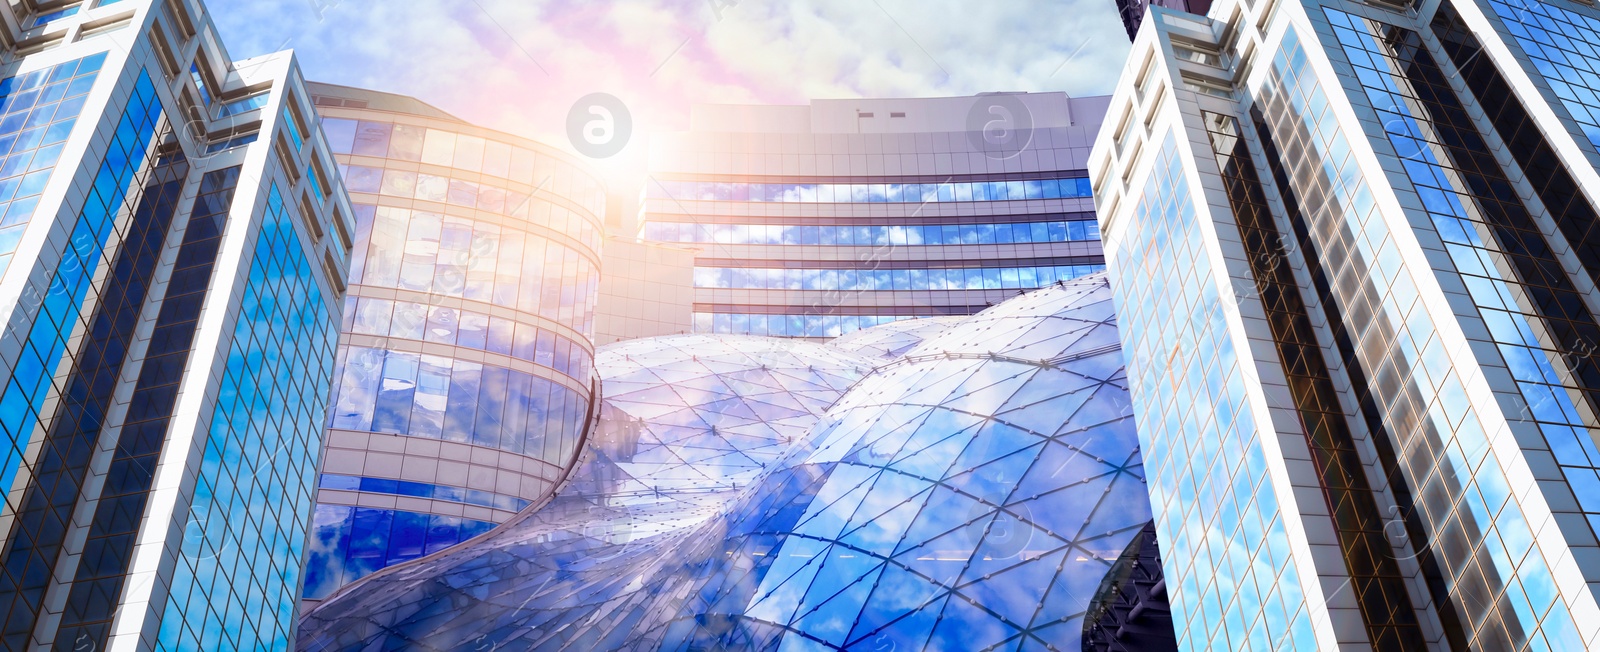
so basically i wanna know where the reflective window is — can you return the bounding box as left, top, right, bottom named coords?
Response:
left=341, top=164, right=602, bottom=255
left=214, top=91, right=268, bottom=118
left=283, top=107, right=304, bottom=151
left=322, top=118, right=605, bottom=217
left=1487, top=0, right=1600, bottom=149
left=326, top=346, right=586, bottom=463
left=1244, top=26, right=1582, bottom=650
left=645, top=176, right=1093, bottom=203
left=0, top=53, right=105, bottom=276
left=302, top=506, right=494, bottom=600
left=1332, top=6, right=1600, bottom=539
left=49, top=163, right=232, bottom=648
left=1207, top=106, right=1422, bottom=647
left=188, top=62, right=210, bottom=107
left=317, top=474, right=532, bottom=512
left=642, top=219, right=1098, bottom=245
left=317, top=110, right=611, bottom=600
left=1106, top=132, right=1313, bottom=651
left=28, top=5, right=78, bottom=27
left=157, top=182, right=340, bottom=650
left=0, top=57, right=136, bottom=516
left=0, top=78, right=180, bottom=647
left=692, top=264, right=1105, bottom=291
left=204, top=132, right=257, bottom=153
left=345, top=297, right=590, bottom=383
left=347, top=206, right=597, bottom=335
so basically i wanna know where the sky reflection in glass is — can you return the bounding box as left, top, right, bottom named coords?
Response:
left=299, top=274, right=1150, bottom=652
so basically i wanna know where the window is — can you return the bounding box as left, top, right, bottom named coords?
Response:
left=189, top=61, right=211, bottom=106
left=29, top=5, right=80, bottom=28
left=216, top=92, right=269, bottom=118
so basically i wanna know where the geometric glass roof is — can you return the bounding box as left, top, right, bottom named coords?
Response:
left=299, top=274, right=1153, bottom=652
left=828, top=315, right=964, bottom=359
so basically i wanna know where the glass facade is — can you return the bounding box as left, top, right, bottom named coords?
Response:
left=156, top=182, right=339, bottom=650
left=646, top=176, right=1093, bottom=203
left=321, top=115, right=601, bottom=215
left=1107, top=133, right=1316, bottom=651
left=692, top=312, right=930, bottom=339
left=0, top=54, right=104, bottom=276
left=0, top=2, right=350, bottom=648
left=1095, top=0, right=1600, bottom=645
left=326, top=346, right=586, bottom=464
left=693, top=263, right=1107, bottom=291
left=1331, top=2, right=1600, bottom=558
left=1259, top=23, right=1579, bottom=650
left=1208, top=106, right=1422, bottom=647
left=299, top=334, right=871, bottom=648
left=643, top=218, right=1100, bottom=246
left=0, top=53, right=111, bottom=507
left=344, top=205, right=596, bottom=331
left=298, top=274, right=1164, bottom=651
left=1485, top=0, right=1600, bottom=150
left=645, top=95, right=1108, bottom=339
left=52, top=159, right=221, bottom=647
left=307, top=85, right=606, bottom=601
left=305, top=506, right=495, bottom=594
left=0, top=67, right=164, bottom=646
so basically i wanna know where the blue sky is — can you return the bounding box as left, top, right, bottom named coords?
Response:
left=206, top=0, right=1132, bottom=145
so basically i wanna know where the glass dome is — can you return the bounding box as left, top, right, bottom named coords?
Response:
left=300, top=274, right=1155, bottom=652
left=645, top=275, right=1149, bottom=650
left=828, top=315, right=964, bottom=359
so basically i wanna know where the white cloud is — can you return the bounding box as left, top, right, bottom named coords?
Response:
left=206, top=0, right=1132, bottom=140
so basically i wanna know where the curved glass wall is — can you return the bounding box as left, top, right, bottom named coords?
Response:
left=304, top=86, right=606, bottom=601
left=299, top=273, right=1158, bottom=651
left=323, top=119, right=605, bottom=217
left=346, top=205, right=599, bottom=334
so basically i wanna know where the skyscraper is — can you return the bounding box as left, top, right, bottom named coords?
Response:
left=643, top=93, right=1110, bottom=339
left=1094, top=0, right=1600, bottom=648
left=301, top=83, right=605, bottom=602
left=0, top=0, right=351, bottom=649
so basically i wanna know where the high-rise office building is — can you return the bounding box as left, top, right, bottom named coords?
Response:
left=300, top=83, right=606, bottom=602
left=0, top=0, right=352, bottom=649
left=643, top=93, right=1110, bottom=339
left=1094, top=0, right=1600, bottom=648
